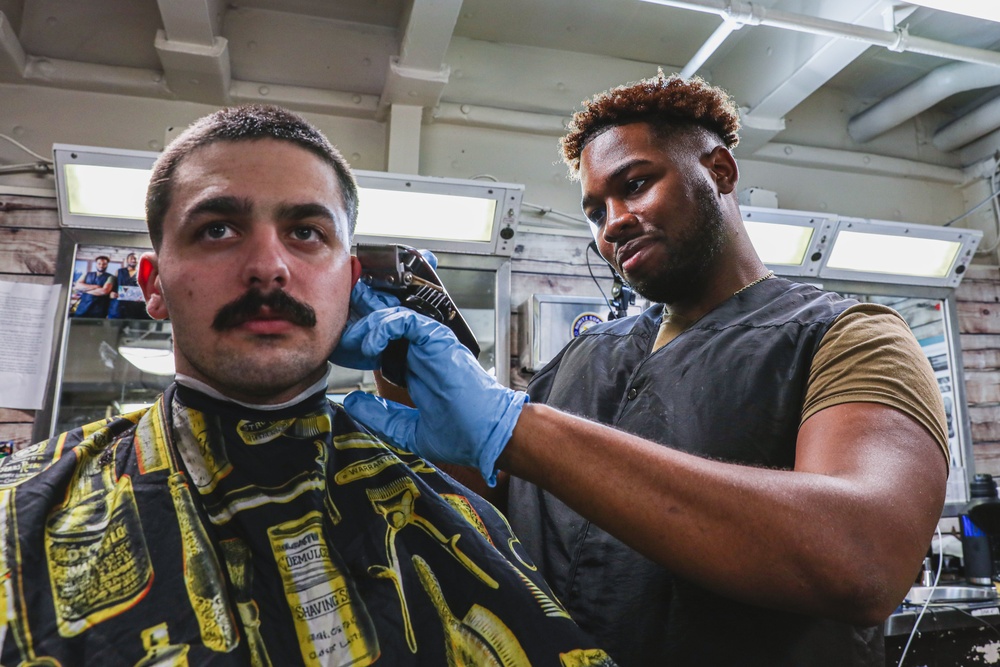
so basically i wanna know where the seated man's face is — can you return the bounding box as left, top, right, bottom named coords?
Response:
left=139, top=138, right=359, bottom=404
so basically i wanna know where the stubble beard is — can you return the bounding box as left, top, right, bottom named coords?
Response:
left=171, top=288, right=340, bottom=403
left=626, top=180, right=728, bottom=306
left=193, top=343, right=327, bottom=402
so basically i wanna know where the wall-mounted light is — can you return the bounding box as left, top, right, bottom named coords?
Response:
left=53, top=144, right=155, bottom=233
left=52, top=146, right=525, bottom=257
left=741, top=207, right=835, bottom=277
left=820, top=218, right=979, bottom=288
left=353, top=171, right=523, bottom=256
left=742, top=207, right=980, bottom=288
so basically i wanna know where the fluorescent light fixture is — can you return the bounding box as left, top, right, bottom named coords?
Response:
left=906, top=0, right=1000, bottom=23
left=53, top=144, right=159, bottom=233
left=356, top=188, right=495, bottom=243
left=53, top=147, right=526, bottom=256
left=744, top=220, right=814, bottom=266
left=820, top=218, right=981, bottom=288
left=354, top=170, right=523, bottom=256
left=740, top=207, right=835, bottom=277
left=826, top=230, right=960, bottom=278
left=65, top=164, right=151, bottom=219
left=118, top=345, right=175, bottom=376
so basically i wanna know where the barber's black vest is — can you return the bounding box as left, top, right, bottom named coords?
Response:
left=508, top=277, right=884, bottom=667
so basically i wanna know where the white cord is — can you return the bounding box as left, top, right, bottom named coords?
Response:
left=977, top=164, right=1000, bottom=255
left=521, top=201, right=589, bottom=225
left=0, top=133, right=51, bottom=163
left=897, top=524, right=944, bottom=667
left=0, top=162, right=45, bottom=173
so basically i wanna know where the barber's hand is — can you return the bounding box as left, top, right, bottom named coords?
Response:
left=329, top=281, right=400, bottom=369
left=330, top=247, right=437, bottom=369
left=341, top=308, right=528, bottom=485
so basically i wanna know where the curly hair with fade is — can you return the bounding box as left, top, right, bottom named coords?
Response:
left=560, top=72, right=741, bottom=178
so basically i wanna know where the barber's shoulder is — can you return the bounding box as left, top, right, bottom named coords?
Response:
left=828, top=302, right=910, bottom=331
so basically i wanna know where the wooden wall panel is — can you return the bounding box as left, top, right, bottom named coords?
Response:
left=958, top=265, right=1000, bottom=478
left=0, top=194, right=58, bottom=450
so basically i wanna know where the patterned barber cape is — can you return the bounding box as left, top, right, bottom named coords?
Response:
left=0, top=384, right=613, bottom=666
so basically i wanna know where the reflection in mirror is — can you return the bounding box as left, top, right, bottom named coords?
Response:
left=56, top=319, right=173, bottom=434
left=53, top=242, right=166, bottom=433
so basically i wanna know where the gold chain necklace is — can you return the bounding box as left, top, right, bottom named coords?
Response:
left=733, top=270, right=774, bottom=295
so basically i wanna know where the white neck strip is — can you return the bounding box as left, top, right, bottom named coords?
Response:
left=174, top=363, right=333, bottom=411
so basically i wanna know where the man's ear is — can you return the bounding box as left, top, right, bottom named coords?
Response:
left=350, top=255, right=362, bottom=287
left=137, top=252, right=169, bottom=320
left=705, top=145, right=739, bottom=195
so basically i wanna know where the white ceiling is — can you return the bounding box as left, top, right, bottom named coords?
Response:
left=1, top=0, right=999, bottom=172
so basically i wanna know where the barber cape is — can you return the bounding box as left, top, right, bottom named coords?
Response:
left=0, top=384, right=612, bottom=666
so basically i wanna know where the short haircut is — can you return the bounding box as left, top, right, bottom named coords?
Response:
left=95, top=255, right=110, bottom=262
left=145, top=104, right=358, bottom=249
left=560, top=72, right=741, bottom=178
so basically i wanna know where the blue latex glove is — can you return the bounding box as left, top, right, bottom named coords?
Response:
left=416, top=248, right=438, bottom=270
left=330, top=248, right=436, bottom=369
left=341, top=307, right=528, bottom=485
left=330, top=281, right=400, bottom=370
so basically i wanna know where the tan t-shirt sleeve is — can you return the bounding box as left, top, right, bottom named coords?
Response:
left=801, top=303, right=950, bottom=466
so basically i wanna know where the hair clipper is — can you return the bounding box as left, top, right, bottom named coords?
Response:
left=355, top=243, right=481, bottom=387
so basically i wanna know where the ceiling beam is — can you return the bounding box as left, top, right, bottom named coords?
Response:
left=730, top=0, right=890, bottom=154
left=0, top=12, right=25, bottom=80
left=378, top=0, right=462, bottom=114
left=154, top=0, right=230, bottom=104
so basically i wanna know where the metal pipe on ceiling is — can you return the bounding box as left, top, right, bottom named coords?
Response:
left=848, top=62, right=1000, bottom=144
left=933, top=95, right=1000, bottom=152
left=959, top=126, right=1000, bottom=166
left=641, top=0, right=1000, bottom=67
left=752, top=142, right=965, bottom=184
left=679, top=16, right=742, bottom=79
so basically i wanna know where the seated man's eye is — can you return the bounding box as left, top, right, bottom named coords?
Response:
left=292, top=227, right=321, bottom=241
left=203, top=223, right=232, bottom=239
left=626, top=178, right=646, bottom=193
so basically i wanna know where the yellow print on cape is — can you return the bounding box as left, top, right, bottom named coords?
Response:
left=0, top=435, right=65, bottom=489
left=236, top=418, right=295, bottom=445
left=412, top=556, right=529, bottom=667
left=205, top=441, right=327, bottom=525
left=334, top=453, right=401, bottom=485
left=134, top=399, right=171, bottom=474
left=441, top=494, right=493, bottom=546
left=173, top=408, right=232, bottom=494
left=220, top=539, right=272, bottom=667
left=559, top=648, right=616, bottom=666
left=44, top=462, right=153, bottom=638
left=134, top=623, right=190, bottom=666
left=289, top=414, right=333, bottom=439
left=332, top=432, right=385, bottom=451
left=268, top=512, right=378, bottom=666
left=168, top=473, right=239, bottom=652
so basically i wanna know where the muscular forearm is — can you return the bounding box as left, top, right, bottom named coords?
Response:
left=499, top=402, right=945, bottom=625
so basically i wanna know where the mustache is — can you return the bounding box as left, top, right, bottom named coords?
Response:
left=211, top=288, right=317, bottom=331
